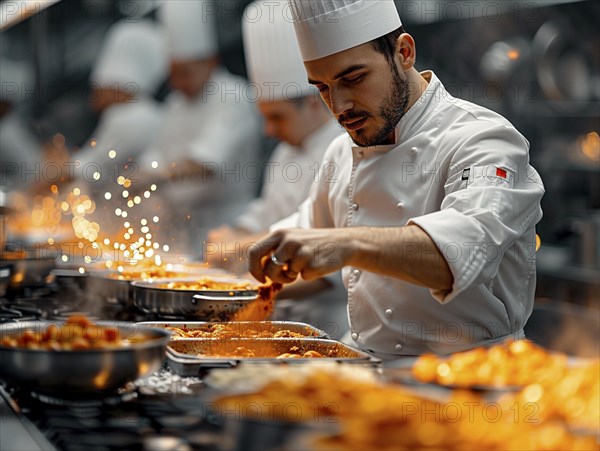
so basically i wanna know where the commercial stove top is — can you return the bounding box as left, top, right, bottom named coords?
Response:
left=1, top=371, right=220, bottom=451
left=0, top=276, right=227, bottom=451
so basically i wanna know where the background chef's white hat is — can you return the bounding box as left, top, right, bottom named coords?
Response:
left=91, top=20, right=168, bottom=95
left=243, top=0, right=316, bottom=102
left=288, top=0, right=402, bottom=62
left=160, top=0, right=218, bottom=61
left=0, top=57, right=34, bottom=104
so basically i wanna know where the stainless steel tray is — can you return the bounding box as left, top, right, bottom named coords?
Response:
left=137, top=321, right=329, bottom=340
left=166, top=338, right=377, bottom=376
left=132, top=278, right=260, bottom=320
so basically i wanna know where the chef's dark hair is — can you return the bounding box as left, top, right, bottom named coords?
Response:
left=371, top=26, right=407, bottom=67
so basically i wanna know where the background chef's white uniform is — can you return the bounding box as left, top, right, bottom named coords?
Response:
left=235, top=120, right=341, bottom=233
left=143, top=0, right=262, bottom=252
left=75, top=20, right=167, bottom=185
left=274, top=71, right=545, bottom=356
left=148, top=68, right=262, bottom=225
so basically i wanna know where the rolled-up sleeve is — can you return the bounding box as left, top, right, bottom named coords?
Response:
left=408, top=124, right=545, bottom=304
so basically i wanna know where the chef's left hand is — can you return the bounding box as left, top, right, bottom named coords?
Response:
left=248, top=228, right=353, bottom=284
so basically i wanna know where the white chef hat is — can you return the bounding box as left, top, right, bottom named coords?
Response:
left=288, top=0, right=402, bottom=62
left=243, top=0, right=316, bottom=102
left=0, top=57, right=34, bottom=104
left=160, top=0, right=218, bottom=61
left=91, top=20, right=168, bottom=95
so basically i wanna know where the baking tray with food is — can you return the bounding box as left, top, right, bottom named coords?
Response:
left=166, top=338, right=378, bottom=376
left=137, top=321, right=330, bottom=340
left=131, top=278, right=279, bottom=320
left=0, top=314, right=170, bottom=393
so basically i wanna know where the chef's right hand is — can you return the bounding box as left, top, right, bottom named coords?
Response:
left=248, top=228, right=351, bottom=284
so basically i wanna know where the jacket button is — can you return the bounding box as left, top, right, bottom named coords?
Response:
left=351, top=332, right=359, bottom=341
left=395, top=344, right=402, bottom=351
left=351, top=203, right=359, bottom=211
left=410, top=147, right=418, bottom=156
left=353, top=269, right=361, bottom=279
left=385, top=309, right=393, bottom=318
left=397, top=202, right=405, bottom=210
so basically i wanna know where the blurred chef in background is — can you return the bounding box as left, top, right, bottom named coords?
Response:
left=0, top=57, right=40, bottom=189
left=142, top=0, right=261, bottom=252
left=208, top=0, right=349, bottom=338
left=74, top=20, right=168, bottom=189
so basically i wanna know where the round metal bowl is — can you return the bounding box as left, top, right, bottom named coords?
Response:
left=0, top=321, right=170, bottom=394
left=132, top=277, right=260, bottom=320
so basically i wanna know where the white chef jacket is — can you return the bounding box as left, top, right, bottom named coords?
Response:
left=235, top=120, right=342, bottom=233
left=76, top=98, right=164, bottom=186
left=145, top=68, right=262, bottom=250
left=274, top=71, right=545, bottom=357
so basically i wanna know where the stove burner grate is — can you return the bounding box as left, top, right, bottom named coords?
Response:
left=30, top=383, right=138, bottom=408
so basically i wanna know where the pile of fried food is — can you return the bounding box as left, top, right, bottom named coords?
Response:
left=412, top=340, right=569, bottom=387
left=214, top=357, right=599, bottom=450
left=411, top=340, right=600, bottom=434
left=166, top=323, right=317, bottom=339
left=0, top=315, right=139, bottom=350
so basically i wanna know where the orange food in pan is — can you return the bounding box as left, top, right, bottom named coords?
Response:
left=0, top=315, right=139, bottom=350
left=197, top=345, right=325, bottom=359
left=156, top=279, right=257, bottom=291
left=166, top=323, right=310, bottom=339
left=109, top=268, right=185, bottom=281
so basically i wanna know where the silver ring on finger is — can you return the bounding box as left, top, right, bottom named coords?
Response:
left=270, top=254, right=288, bottom=267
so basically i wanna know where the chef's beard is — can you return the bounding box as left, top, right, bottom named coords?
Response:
left=342, top=64, right=410, bottom=147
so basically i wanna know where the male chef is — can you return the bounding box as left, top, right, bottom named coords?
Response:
left=249, top=0, right=545, bottom=357
left=208, top=0, right=348, bottom=338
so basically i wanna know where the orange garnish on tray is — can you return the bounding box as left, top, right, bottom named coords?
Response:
left=231, top=283, right=282, bottom=322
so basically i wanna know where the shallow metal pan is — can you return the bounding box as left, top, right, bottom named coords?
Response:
left=0, top=321, right=170, bottom=394
left=88, top=267, right=232, bottom=307
left=132, top=277, right=260, bottom=320
left=87, top=270, right=131, bottom=305
left=137, top=321, right=329, bottom=339
left=166, top=338, right=377, bottom=376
